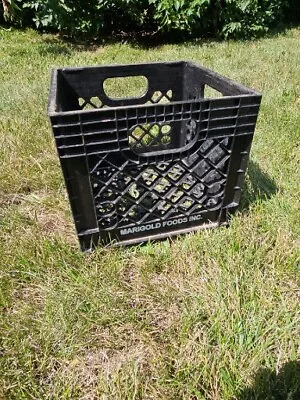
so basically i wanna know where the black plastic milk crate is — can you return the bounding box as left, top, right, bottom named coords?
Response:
left=48, top=61, right=262, bottom=251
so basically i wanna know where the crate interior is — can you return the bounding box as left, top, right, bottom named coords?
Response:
left=53, top=62, right=245, bottom=113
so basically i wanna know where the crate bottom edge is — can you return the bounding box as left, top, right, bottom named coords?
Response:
left=79, top=220, right=229, bottom=251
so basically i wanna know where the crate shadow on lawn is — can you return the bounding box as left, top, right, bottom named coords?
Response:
left=238, top=360, right=300, bottom=400
left=240, top=160, right=278, bottom=211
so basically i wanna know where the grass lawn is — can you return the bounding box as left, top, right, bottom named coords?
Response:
left=0, top=27, right=299, bottom=399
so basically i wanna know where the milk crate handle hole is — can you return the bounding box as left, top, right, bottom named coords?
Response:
left=103, top=75, right=149, bottom=100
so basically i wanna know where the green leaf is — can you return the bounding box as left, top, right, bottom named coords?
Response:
left=239, top=0, right=251, bottom=12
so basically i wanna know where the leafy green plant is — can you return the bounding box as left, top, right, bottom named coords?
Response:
left=7, top=0, right=149, bottom=37
left=21, top=0, right=107, bottom=35
left=220, top=0, right=287, bottom=39
left=149, top=0, right=210, bottom=34
left=0, top=0, right=295, bottom=39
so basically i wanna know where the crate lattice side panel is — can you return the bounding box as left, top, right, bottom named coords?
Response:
left=89, top=137, right=231, bottom=230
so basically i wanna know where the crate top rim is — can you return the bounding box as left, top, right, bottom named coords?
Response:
left=48, top=60, right=262, bottom=116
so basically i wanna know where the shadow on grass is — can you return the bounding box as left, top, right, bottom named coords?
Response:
left=238, top=361, right=300, bottom=400
left=36, top=40, right=72, bottom=56
left=240, top=160, right=278, bottom=211
left=38, top=30, right=221, bottom=52
left=35, top=21, right=300, bottom=53
left=38, top=44, right=71, bottom=56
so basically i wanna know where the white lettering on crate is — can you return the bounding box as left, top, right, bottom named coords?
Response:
left=119, top=214, right=203, bottom=236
